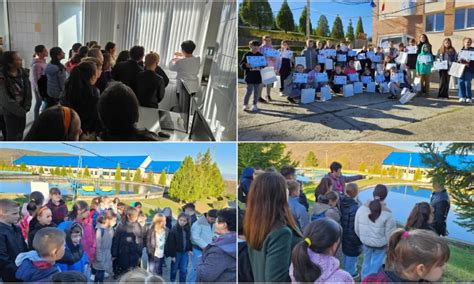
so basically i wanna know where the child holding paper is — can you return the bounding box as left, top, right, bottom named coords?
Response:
left=260, top=35, right=277, bottom=102
left=278, top=41, right=294, bottom=95
left=344, top=60, right=357, bottom=75
left=416, top=44, right=434, bottom=96
left=330, top=65, right=348, bottom=94
left=457, top=37, right=473, bottom=103
left=436, top=38, right=457, bottom=99
left=406, top=39, right=418, bottom=83
left=308, top=64, right=328, bottom=92
left=240, top=40, right=264, bottom=112
left=285, top=64, right=308, bottom=104
left=357, top=46, right=371, bottom=74
left=388, top=66, right=410, bottom=100
left=361, top=69, right=374, bottom=89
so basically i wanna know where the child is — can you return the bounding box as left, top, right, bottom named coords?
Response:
left=89, top=197, right=102, bottom=228
left=164, top=213, right=192, bottom=283
left=372, top=46, right=385, bottom=74
left=146, top=213, right=168, bottom=276
left=112, top=206, right=145, bottom=276
left=405, top=202, right=435, bottom=231
left=362, top=229, right=450, bottom=283
left=168, top=40, right=200, bottom=100
left=416, top=43, right=434, bottom=96
left=301, top=39, right=317, bottom=72
left=136, top=52, right=166, bottom=108
left=20, top=191, right=45, bottom=240
left=162, top=207, right=173, bottom=231
left=344, top=60, right=357, bottom=75
left=27, top=206, right=57, bottom=250
left=406, top=38, right=418, bottom=83
left=311, top=191, right=341, bottom=223
left=69, top=200, right=96, bottom=265
left=355, top=184, right=396, bottom=279
left=388, top=66, right=411, bottom=99
left=240, top=40, right=264, bottom=112
left=289, top=218, right=353, bottom=283
left=307, top=64, right=327, bottom=93
left=457, top=37, right=473, bottom=103
left=287, top=180, right=309, bottom=231
left=260, top=35, right=277, bottom=102
left=98, top=196, right=111, bottom=216
left=436, top=38, right=457, bottom=99
left=30, top=45, right=48, bottom=119
left=119, top=269, right=165, bottom=283
left=51, top=271, right=88, bottom=283
left=340, top=183, right=362, bottom=279
left=182, top=203, right=198, bottom=225
left=46, top=187, right=68, bottom=225
left=93, top=211, right=117, bottom=283
left=0, top=199, right=28, bottom=282
left=361, top=68, right=373, bottom=89
left=330, top=64, right=348, bottom=94
left=15, top=227, right=65, bottom=282
left=278, top=40, right=294, bottom=95
left=56, top=221, right=90, bottom=274
left=285, top=64, right=308, bottom=104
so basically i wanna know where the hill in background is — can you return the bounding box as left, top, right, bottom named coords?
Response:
left=0, top=148, right=74, bottom=163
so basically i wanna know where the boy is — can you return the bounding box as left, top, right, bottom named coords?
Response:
left=388, top=65, right=411, bottom=100
left=169, top=40, right=201, bottom=100
left=15, top=227, right=66, bottom=282
left=240, top=40, right=264, bottom=112
left=136, top=52, right=166, bottom=108
left=57, top=221, right=90, bottom=274
left=0, top=199, right=28, bottom=282
left=340, top=183, right=362, bottom=279
left=46, top=188, right=68, bottom=225
left=183, top=203, right=198, bottom=225
left=330, top=64, right=348, bottom=94
left=287, top=180, right=309, bottom=231
left=284, top=64, right=308, bottom=104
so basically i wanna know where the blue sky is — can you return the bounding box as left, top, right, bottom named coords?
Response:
left=240, top=0, right=374, bottom=37
left=0, top=143, right=237, bottom=180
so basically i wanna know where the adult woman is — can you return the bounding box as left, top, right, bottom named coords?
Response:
left=0, top=51, right=32, bottom=140
left=457, top=37, right=473, bottom=103
left=278, top=40, right=294, bottom=95
left=30, top=45, right=48, bottom=119
left=436, top=38, right=457, bottom=99
left=244, top=172, right=303, bottom=282
left=44, top=47, right=66, bottom=108
left=417, top=34, right=431, bottom=55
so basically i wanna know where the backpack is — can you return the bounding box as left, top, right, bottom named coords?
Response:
left=37, top=75, right=48, bottom=99
left=311, top=209, right=327, bottom=221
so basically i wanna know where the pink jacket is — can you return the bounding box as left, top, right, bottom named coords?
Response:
left=29, top=57, right=47, bottom=91
left=77, top=214, right=96, bottom=264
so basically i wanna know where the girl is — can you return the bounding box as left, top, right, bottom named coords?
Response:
left=285, top=64, right=308, bottom=104
left=93, top=211, right=117, bottom=283
left=362, top=229, right=450, bottom=283
left=27, top=206, right=56, bottom=249
left=259, top=35, right=277, bottom=102
left=345, top=60, right=357, bottom=75
left=405, top=202, right=435, bottom=231
left=307, top=64, right=327, bottom=92
left=19, top=191, right=45, bottom=239
left=147, top=213, right=168, bottom=276
left=406, top=38, right=418, bottom=83
left=244, top=172, right=303, bottom=282
left=89, top=197, right=101, bottom=228
left=68, top=43, right=82, bottom=59
left=61, top=62, right=100, bottom=135
left=314, top=177, right=333, bottom=201
left=354, top=184, right=396, bottom=279
left=278, top=40, right=294, bottom=95
left=357, top=45, right=371, bottom=74
left=66, top=46, right=88, bottom=73
left=164, top=213, right=192, bottom=283
left=46, top=187, right=68, bottom=224
left=96, top=52, right=114, bottom=93
left=44, top=47, right=66, bottom=109
left=457, top=37, right=473, bottom=103
left=372, top=47, right=385, bottom=76
left=290, top=218, right=353, bottom=283
left=330, top=64, right=348, bottom=94
left=24, top=105, right=82, bottom=141
left=387, top=65, right=410, bottom=100
left=417, top=34, right=431, bottom=56
left=311, top=191, right=341, bottom=223
left=162, top=207, right=173, bottom=231
left=436, top=38, right=457, bottom=99
left=0, top=51, right=32, bottom=141
left=239, top=40, right=263, bottom=112
left=69, top=200, right=96, bottom=265
left=416, top=43, right=434, bottom=96
left=30, top=45, right=48, bottom=119
left=116, top=50, right=130, bottom=64
left=361, top=67, right=374, bottom=89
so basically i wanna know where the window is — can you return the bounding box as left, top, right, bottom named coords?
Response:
left=425, top=12, right=444, bottom=32
left=455, top=8, right=474, bottom=30
left=56, top=0, right=83, bottom=63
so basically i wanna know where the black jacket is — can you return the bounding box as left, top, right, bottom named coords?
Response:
left=27, top=218, right=56, bottom=250
left=112, top=60, right=143, bottom=94
left=0, top=222, right=28, bottom=282
left=340, top=196, right=362, bottom=257
left=111, top=221, right=145, bottom=275
left=239, top=51, right=263, bottom=84
left=430, top=189, right=450, bottom=236
left=155, top=66, right=170, bottom=87
left=238, top=241, right=254, bottom=282
left=164, top=224, right=192, bottom=257
left=135, top=70, right=166, bottom=108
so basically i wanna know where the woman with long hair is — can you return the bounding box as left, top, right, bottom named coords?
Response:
left=436, top=38, right=457, bottom=99
left=44, top=47, right=66, bottom=108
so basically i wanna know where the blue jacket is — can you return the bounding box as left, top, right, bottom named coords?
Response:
left=15, top=250, right=60, bottom=282
left=340, top=195, right=362, bottom=257
left=288, top=195, right=309, bottom=230
left=44, top=63, right=66, bottom=99
left=239, top=167, right=254, bottom=195
left=56, top=221, right=90, bottom=274
left=196, top=232, right=236, bottom=282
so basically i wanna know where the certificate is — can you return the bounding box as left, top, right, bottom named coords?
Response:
left=348, top=73, right=359, bottom=82
left=325, top=59, right=334, bottom=70
left=318, top=55, right=326, bottom=63
left=375, top=74, right=385, bottom=83
left=348, top=50, right=357, bottom=57
left=325, top=49, right=337, bottom=57
left=357, top=53, right=366, bottom=60
left=372, top=55, right=382, bottom=63
left=247, top=56, right=266, bottom=68
left=334, top=75, right=347, bottom=85
left=395, top=52, right=408, bottom=64
left=433, top=60, right=448, bottom=70
left=390, top=73, right=404, bottom=83
left=367, top=51, right=375, bottom=59
left=406, top=46, right=417, bottom=54
left=337, top=54, right=347, bottom=62
left=293, top=73, right=308, bottom=83
left=361, top=75, right=373, bottom=84
left=295, top=56, right=307, bottom=68
left=283, top=50, right=294, bottom=58
left=385, top=63, right=397, bottom=70
left=316, top=72, right=328, bottom=83
left=418, top=55, right=432, bottom=64
left=458, top=50, right=474, bottom=61
left=263, top=48, right=279, bottom=58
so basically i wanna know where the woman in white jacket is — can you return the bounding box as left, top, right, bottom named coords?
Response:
left=355, top=184, right=396, bottom=279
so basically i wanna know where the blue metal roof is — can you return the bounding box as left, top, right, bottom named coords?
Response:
left=13, top=156, right=149, bottom=170
left=383, top=152, right=474, bottom=170
left=146, top=161, right=181, bottom=174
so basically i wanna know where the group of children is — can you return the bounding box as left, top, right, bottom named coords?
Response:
left=0, top=188, right=236, bottom=283
left=238, top=163, right=452, bottom=283
left=240, top=34, right=473, bottom=110
left=0, top=39, right=201, bottom=141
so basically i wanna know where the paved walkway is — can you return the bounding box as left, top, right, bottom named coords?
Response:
left=238, top=83, right=474, bottom=141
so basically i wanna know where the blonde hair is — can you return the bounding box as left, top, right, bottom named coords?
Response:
left=145, top=52, right=160, bottom=68
left=152, top=213, right=166, bottom=233
left=33, top=227, right=66, bottom=258
left=81, top=56, right=103, bottom=70
left=119, top=268, right=165, bottom=284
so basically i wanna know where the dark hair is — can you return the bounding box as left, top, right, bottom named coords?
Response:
left=1, top=51, right=18, bottom=71
left=26, top=202, right=38, bottom=215
left=68, top=43, right=82, bottom=59
left=29, top=191, right=45, bottom=206
left=97, top=210, right=117, bottom=225
left=63, top=62, right=97, bottom=117
left=405, top=202, right=433, bottom=231
left=181, top=40, right=196, bottom=54
left=98, top=82, right=140, bottom=137
left=49, top=187, right=61, bottom=196
left=280, top=165, right=296, bottom=178
left=49, top=47, right=65, bottom=70
left=291, top=218, right=342, bottom=282
left=217, top=208, right=236, bottom=232
left=52, top=271, right=87, bottom=283
left=177, top=212, right=190, bottom=226
left=315, top=177, right=332, bottom=200
left=330, top=162, right=342, bottom=173
left=129, top=46, right=145, bottom=61
left=90, top=197, right=100, bottom=211
left=105, top=42, right=116, bottom=53
left=102, top=52, right=113, bottom=71
left=34, top=45, right=46, bottom=57
left=206, top=209, right=218, bottom=218
left=369, top=184, right=388, bottom=222
left=182, top=203, right=195, bottom=211
left=87, top=41, right=98, bottom=48
left=134, top=201, right=142, bottom=208
left=68, top=200, right=89, bottom=220
left=116, top=50, right=130, bottom=63
left=249, top=40, right=260, bottom=47
left=238, top=210, right=244, bottom=236
left=24, top=106, right=79, bottom=141
left=71, top=46, right=89, bottom=64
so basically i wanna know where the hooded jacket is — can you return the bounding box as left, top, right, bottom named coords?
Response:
left=416, top=44, right=434, bottom=75
left=0, top=222, right=28, bottom=282
left=340, top=195, right=362, bottom=257
left=239, top=167, right=254, bottom=196
left=46, top=199, right=68, bottom=225
left=430, top=189, right=450, bottom=236
left=76, top=215, right=96, bottom=264
left=191, top=215, right=215, bottom=250
left=164, top=223, right=192, bottom=257
left=290, top=250, right=354, bottom=283
left=15, top=250, right=60, bottom=282
left=111, top=221, right=145, bottom=275
left=311, top=202, right=341, bottom=223
left=44, top=63, right=66, bottom=99
left=196, top=232, right=237, bottom=282
left=0, top=66, right=32, bottom=117
left=56, top=221, right=89, bottom=273
left=27, top=218, right=57, bottom=250
left=355, top=201, right=396, bottom=248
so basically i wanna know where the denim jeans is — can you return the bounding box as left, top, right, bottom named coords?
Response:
left=243, top=84, right=262, bottom=106
left=458, top=70, right=473, bottom=99
left=94, top=270, right=105, bottom=283
left=148, top=256, right=165, bottom=276
left=361, top=245, right=386, bottom=279
left=170, top=252, right=188, bottom=283
left=342, top=254, right=359, bottom=276
left=186, top=248, right=202, bottom=283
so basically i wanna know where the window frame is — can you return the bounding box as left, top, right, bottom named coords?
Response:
left=425, top=12, right=445, bottom=33
left=454, top=7, right=474, bottom=31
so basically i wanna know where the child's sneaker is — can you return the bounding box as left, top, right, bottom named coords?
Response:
left=242, top=105, right=249, bottom=111
left=467, top=98, right=472, bottom=103
left=252, top=105, right=258, bottom=112
left=279, top=92, right=286, bottom=97
left=258, top=97, right=268, bottom=103
left=287, top=97, right=298, bottom=104
left=459, top=98, right=466, bottom=102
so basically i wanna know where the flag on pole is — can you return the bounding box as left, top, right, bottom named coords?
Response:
left=381, top=0, right=385, bottom=12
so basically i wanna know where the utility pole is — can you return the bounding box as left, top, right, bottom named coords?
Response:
left=306, top=0, right=311, bottom=39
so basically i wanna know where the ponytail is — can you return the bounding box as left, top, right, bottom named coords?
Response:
left=386, top=229, right=406, bottom=270
left=291, top=239, right=321, bottom=282
left=68, top=200, right=88, bottom=220
left=368, top=199, right=382, bottom=222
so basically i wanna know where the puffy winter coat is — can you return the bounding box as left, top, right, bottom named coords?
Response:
left=191, top=215, right=215, bottom=250
left=340, top=195, right=362, bottom=256
left=196, top=232, right=237, bottom=282
left=354, top=201, right=396, bottom=248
